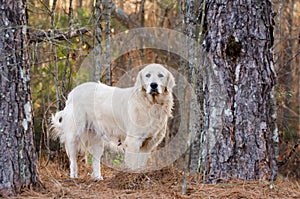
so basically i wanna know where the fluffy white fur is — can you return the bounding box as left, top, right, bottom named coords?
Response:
left=51, top=64, right=175, bottom=179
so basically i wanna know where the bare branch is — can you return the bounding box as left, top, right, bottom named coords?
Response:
left=111, top=4, right=140, bottom=28
left=29, top=27, right=89, bottom=43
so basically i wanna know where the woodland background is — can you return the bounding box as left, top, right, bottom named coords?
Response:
left=6, top=0, right=299, bottom=197
left=29, top=0, right=299, bottom=176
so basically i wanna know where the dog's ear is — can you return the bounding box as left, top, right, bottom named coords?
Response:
left=134, top=71, right=143, bottom=91
left=166, top=72, right=175, bottom=92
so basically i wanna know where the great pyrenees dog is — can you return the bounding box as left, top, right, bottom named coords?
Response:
left=51, top=64, right=175, bottom=179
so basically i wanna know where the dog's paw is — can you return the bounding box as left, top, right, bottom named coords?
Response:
left=70, top=173, right=78, bottom=179
left=93, top=175, right=103, bottom=181
left=91, top=172, right=103, bottom=180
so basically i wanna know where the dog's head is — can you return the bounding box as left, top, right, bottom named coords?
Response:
left=135, top=64, right=175, bottom=95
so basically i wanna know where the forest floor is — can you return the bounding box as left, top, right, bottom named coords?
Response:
left=14, top=152, right=300, bottom=199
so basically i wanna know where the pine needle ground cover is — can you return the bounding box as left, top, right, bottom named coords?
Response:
left=15, top=158, right=300, bottom=199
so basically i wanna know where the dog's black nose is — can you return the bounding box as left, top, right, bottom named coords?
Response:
left=150, top=82, right=158, bottom=89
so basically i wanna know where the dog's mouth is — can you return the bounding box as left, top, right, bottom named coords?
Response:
left=149, top=88, right=159, bottom=95
left=145, top=82, right=162, bottom=95
left=143, top=85, right=161, bottom=95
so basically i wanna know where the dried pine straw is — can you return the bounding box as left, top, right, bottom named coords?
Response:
left=13, top=159, right=300, bottom=199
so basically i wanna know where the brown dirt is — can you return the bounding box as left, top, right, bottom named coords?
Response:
left=14, top=159, right=300, bottom=199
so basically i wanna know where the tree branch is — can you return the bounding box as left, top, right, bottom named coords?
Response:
left=111, top=4, right=140, bottom=28
left=29, top=27, right=89, bottom=43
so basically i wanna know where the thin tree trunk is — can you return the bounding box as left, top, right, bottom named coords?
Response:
left=50, top=0, right=60, bottom=111
left=92, top=0, right=102, bottom=82
left=140, top=0, right=145, bottom=27
left=184, top=0, right=204, bottom=174
left=200, top=0, right=278, bottom=183
left=282, top=0, right=294, bottom=131
left=0, top=0, right=40, bottom=196
left=182, top=0, right=195, bottom=181
left=62, top=0, right=73, bottom=104
left=103, top=0, right=112, bottom=85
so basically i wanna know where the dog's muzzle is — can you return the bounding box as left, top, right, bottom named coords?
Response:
left=149, top=82, right=159, bottom=94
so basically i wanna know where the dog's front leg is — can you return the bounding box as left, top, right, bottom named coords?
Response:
left=124, top=136, right=149, bottom=171
left=140, top=124, right=167, bottom=153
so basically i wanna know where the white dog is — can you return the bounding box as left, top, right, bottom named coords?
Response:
left=51, top=64, right=175, bottom=179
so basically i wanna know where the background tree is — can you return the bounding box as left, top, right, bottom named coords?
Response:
left=273, top=0, right=299, bottom=178
left=0, top=0, right=40, bottom=196
left=199, top=0, right=278, bottom=182
left=182, top=0, right=210, bottom=183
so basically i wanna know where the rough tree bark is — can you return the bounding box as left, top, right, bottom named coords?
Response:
left=200, top=0, right=278, bottom=182
left=0, top=0, right=40, bottom=196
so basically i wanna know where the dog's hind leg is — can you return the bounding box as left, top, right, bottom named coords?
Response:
left=65, top=140, right=78, bottom=178
left=90, top=137, right=104, bottom=180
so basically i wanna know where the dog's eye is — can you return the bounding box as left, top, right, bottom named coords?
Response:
left=158, top=74, right=164, bottom=78
left=145, top=74, right=151, bottom=78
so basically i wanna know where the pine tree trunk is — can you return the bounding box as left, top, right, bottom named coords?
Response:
left=0, top=0, right=39, bottom=196
left=200, top=0, right=278, bottom=182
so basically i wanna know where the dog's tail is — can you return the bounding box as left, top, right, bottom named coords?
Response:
left=50, top=111, right=65, bottom=143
